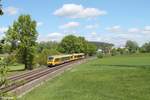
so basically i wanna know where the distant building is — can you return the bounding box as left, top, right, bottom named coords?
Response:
left=97, top=49, right=102, bottom=53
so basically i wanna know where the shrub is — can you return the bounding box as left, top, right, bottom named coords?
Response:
left=4, top=54, right=17, bottom=65
left=111, top=48, right=118, bottom=56
left=97, top=52, right=103, bottom=58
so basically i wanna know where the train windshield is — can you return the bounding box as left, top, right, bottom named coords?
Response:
left=48, top=56, right=53, bottom=61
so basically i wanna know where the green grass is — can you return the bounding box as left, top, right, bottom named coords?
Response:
left=100, top=53, right=150, bottom=67
left=8, top=64, right=25, bottom=71
left=21, top=53, right=150, bottom=100
left=7, top=64, right=25, bottom=76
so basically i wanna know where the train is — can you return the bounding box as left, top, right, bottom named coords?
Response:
left=47, top=53, right=85, bottom=67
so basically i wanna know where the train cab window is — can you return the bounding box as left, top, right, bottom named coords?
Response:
left=48, top=56, right=53, bottom=61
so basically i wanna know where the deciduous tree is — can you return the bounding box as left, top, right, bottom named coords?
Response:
left=59, top=35, right=81, bottom=53
left=140, top=42, right=150, bottom=53
left=87, top=42, right=97, bottom=56
left=6, top=15, right=38, bottom=70
left=59, top=35, right=97, bottom=56
left=125, top=40, right=139, bottom=53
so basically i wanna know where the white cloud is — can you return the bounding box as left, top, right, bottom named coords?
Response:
left=4, top=6, right=19, bottom=15
left=91, top=32, right=97, bottom=35
left=144, top=26, right=150, bottom=31
left=85, top=24, right=98, bottom=29
left=142, top=31, right=150, bottom=34
left=48, top=32, right=64, bottom=41
left=142, top=26, right=150, bottom=34
left=105, top=25, right=150, bottom=46
left=38, top=32, right=82, bottom=42
left=54, top=4, right=107, bottom=18
left=128, top=28, right=140, bottom=33
left=106, top=25, right=150, bottom=34
left=37, top=22, right=43, bottom=27
left=60, top=22, right=80, bottom=29
left=0, top=27, right=8, bottom=40
left=38, top=32, right=65, bottom=42
left=106, top=25, right=121, bottom=33
left=0, top=27, right=8, bottom=33
left=48, top=32, right=63, bottom=37
left=85, top=32, right=101, bottom=41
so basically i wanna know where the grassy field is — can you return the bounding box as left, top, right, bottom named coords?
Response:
left=100, top=53, right=150, bottom=67
left=8, top=64, right=25, bottom=71
left=7, top=64, right=25, bottom=76
left=21, top=53, right=150, bottom=100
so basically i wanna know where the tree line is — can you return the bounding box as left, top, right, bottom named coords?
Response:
left=106, top=40, right=150, bottom=57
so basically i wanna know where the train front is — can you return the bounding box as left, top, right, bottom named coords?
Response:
left=47, top=56, right=54, bottom=66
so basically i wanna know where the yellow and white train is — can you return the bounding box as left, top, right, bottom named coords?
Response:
left=47, top=53, right=85, bottom=66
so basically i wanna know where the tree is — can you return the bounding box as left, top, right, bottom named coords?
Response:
left=37, top=41, right=59, bottom=53
left=87, top=42, right=97, bottom=56
left=0, top=0, right=3, bottom=15
left=125, top=40, right=139, bottom=53
left=140, top=42, right=150, bottom=53
left=6, top=15, right=38, bottom=70
left=77, top=37, right=89, bottom=54
left=59, top=35, right=81, bottom=53
left=0, top=39, right=5, bottom=53
left=59, top=35, right=97, bottom=56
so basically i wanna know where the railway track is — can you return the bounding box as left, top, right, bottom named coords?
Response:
left=0, top=59, right=84, bottom=94
left=8, top=67, right=48, bottom=81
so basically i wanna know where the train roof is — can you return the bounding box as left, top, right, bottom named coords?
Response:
left=48, top=53, right=84, bottom=58
left=73, top=53, right=84, bottom=55
left=49, top=54, right=72, bottom=58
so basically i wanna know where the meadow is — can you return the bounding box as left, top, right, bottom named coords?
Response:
left=21, top=53, right=150, bottom=100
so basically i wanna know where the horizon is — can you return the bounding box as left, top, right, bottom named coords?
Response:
left=0, top=0, right=150, bottom=47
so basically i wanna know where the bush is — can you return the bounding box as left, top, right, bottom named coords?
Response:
left=111, top=48, right=118, bottom=56
left=4, top=54, right=17, bottom=65
left=97, top=52, right=103, bottom=58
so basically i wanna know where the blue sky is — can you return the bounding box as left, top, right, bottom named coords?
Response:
left=0, top=0, right=150, bottom=47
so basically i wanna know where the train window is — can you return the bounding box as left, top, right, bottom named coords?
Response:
left=62, top=57, right=68, bottom=61
left=55, top=58, right=60, bottom=62
left=48, top=56, right=53, bottom=61
left=66, top=57, right=69, bottom=60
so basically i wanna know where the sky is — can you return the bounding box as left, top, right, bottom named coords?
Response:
left=0, top=0, right=150, bottom=47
